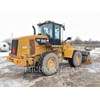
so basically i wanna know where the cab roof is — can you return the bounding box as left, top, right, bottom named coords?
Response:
left=37, top=21, right=63, bottom=26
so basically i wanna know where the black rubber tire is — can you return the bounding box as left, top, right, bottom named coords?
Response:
left=36, top=52, right=59, bottom=76
left=68, top=51, right=82, bottom=67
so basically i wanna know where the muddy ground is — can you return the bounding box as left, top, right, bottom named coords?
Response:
left=0, top=51, right=100, bottom=87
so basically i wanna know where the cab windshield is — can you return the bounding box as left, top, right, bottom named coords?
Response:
left=38, top=24, right=53, bottom=38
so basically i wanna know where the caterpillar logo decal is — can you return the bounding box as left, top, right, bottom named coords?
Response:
left=35, top=38, right=49, bottom=45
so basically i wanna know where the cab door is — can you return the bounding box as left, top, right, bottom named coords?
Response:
left=54, top=24, right=61, bottom=45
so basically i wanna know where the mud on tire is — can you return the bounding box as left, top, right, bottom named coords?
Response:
left=35, top=52, right=59, bottom=76
left=68, top=51, right=82, bottom=67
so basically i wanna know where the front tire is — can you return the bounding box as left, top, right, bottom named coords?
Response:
left=68, top=51, right=82, bottom=67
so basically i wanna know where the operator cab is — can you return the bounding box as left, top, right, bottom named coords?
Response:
left=38, top=21, right=64, bottom=45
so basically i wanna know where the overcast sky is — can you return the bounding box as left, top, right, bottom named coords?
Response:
left=0, top=0, right=100, bottom=42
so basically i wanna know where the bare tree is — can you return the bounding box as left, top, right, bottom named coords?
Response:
left=74, top=36, right=82, bottom=44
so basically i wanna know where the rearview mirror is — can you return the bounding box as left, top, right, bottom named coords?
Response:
left=67, top=37, right=72, bottom=40
left=64, top=37, right=72, bottom=43
left=62, top=25, right=65, bottom=31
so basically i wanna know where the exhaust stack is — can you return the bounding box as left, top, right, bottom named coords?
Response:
left=32, top=25, right=36, bottom=35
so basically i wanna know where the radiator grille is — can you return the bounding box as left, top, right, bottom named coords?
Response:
left=30, top=39, right=35, bottom=55
left=11, top=40, right=18, bottom=55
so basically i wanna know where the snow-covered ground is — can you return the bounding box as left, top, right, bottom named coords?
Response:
left=0, top=49, right=100, bottom=87
left=90, top=49, right=100, bottom=55
left=0, top=51, right=10, bottom=57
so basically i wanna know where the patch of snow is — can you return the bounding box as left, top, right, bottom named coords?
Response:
left=91, top=50, right=100, bottom=54
left=87, top=63, right=100, bottom=73
left=0, top=51, right=10, bottom=57
left=0, top=78, right=23, bottom=87
left=62, top=60, right=68, bottom=63
left=0, top=62, right=14, bottom=69
left=2, top=68, right=10, bottom=73
left=0, top=75, right=43, bottom=87
left=90, top=49, right=100, bottom=54
left=90, top=50, right=100, bottom=58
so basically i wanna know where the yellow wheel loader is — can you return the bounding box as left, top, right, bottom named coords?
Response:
left=7, top=21, right=91, bottom=75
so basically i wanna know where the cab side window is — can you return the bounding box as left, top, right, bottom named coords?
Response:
left=55, top=25, right=60, bottom=39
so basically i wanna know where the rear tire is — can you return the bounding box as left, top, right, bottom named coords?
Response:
left=36, top=52, right=59, bottom=76
left=68, top=51, right=82, bottom=67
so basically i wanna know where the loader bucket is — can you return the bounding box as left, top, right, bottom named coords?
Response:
left=82, top=55, right=92, bottom=64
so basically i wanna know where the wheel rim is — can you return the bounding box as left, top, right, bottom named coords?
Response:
left=47, top=58, right=56, bottom=69
left=76, top=55, right=81, bottom=64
